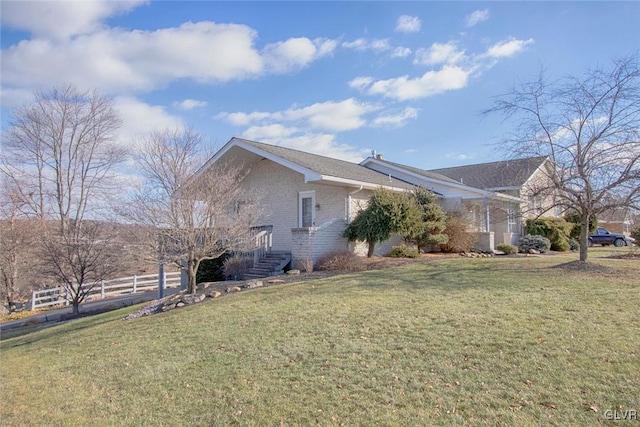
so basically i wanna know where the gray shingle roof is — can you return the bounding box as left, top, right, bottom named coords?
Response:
left=369, top=159, right=466, bottom=185
left=429, top=156, right=549, bottom=189
left=237, top=138, right=415, bottom=189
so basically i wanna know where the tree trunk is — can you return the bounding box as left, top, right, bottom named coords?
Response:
left=72, top=300, right=80, bottom=315
left=187, top=259, right=197, bottom=294
left=579, top=214, right=590, bottom=263
left=367, top=241, right=375, bottom=258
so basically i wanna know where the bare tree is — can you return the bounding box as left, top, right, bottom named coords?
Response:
left=486, top=53, right=640, bottom=262
left=1, top=84, right=127, bottom=314
left=0, top=181, right=42, bottom=313
left=123, top=128, right=264, bottom=294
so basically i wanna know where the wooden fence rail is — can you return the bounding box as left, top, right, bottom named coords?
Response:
left=31, top=271, right=182, bottom=310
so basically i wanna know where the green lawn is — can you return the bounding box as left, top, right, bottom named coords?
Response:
left=1, top=249, right=638, bottom=426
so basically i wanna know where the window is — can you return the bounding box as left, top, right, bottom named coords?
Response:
left=299, top=191, right=315, bottom=227
left=507, top=207, right=518, bottom=233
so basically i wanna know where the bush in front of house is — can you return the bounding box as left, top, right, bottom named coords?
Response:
left=439, top=211, right=478, bottom=253
left=525, top=217, right=573, bottom=251
left=518, top=234, right=551, bottom=253
left=316, top=250, right=364, bottom=272
left=388, top=245, right=420, bottom=258
left=496, top=244, right=518, bottom=255
left=222, top=255, right=252, bottom=280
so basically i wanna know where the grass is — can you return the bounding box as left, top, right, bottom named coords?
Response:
left=1, top=248, right=638, bottom=426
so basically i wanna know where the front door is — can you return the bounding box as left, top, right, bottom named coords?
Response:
left=299, top=191, right=315, bottom=227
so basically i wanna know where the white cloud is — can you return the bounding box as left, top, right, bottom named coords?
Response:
left=372, top=108, right=419, bottom=128
left=0, top=0, right=147, bottom=40
left=114, top=96, right=184, bottom=144
left=414, top=42, right=465, bottom=66
left=391, top=47, right=412, bottom=58
left=341, top=38, right=391, bottom=52
left=354, top=66, right=470, bottom=101
left=1, top=22, right=264, bottom=92
left=1, top=21, right=336, bottom=94
left=465, top=10, right=490, bottom=28
left=262, top=37, right=336, bottom=73
left=352, top=37, right=535, bottom=101
left=485, top=38, right=534, bottom=58
left=175, top=99, right=208, bottom=110
left=348, top=76, right=375, bottom=92
left=215, top=111, right=272, bottom=126
left=445, top=152, right=473, bottom=161
left=395, top=15, right=422, bottom=33
left=242, top=124, right=298, bottom=140
left=218, top=98, right=380, bottom=133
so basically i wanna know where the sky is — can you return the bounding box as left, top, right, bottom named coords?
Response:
left=1, top=1, right=639, bottom=171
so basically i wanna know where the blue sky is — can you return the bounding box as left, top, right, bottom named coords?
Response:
left=1, top=1, right=639, bottom=170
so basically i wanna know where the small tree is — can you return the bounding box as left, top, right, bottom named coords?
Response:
left=486, top=53, right=640, bottom=262
left=124, top=128, right=264, bottom=294
left=343, top=187, right=423, bottom=257
left=406, top=187, right=448, bottom=252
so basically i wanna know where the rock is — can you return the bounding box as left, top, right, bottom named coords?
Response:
left=268, top=279, right=286, bottom=284
left=287, top=269, right=301, bottom=275
left=182, top=293, right=205, bottom=305
left=204, top=289, right=222, bottom=298
left=176, top=302, right=185, bottom=308
left=245, top=280, right=263, bottom=289
left=226, top=286, right=242, bottom=293
left=528, top=249, right=540, bottom=255
left=494, top=250, right=506, bottom=256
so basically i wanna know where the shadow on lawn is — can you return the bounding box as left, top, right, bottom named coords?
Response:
left=0, top=310, right=126, bottom=349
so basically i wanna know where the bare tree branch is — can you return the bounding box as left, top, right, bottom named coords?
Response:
left=485, top=52, right=640, bottom=262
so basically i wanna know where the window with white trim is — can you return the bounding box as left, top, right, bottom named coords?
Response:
left=299, top=191, right=315, bottom=227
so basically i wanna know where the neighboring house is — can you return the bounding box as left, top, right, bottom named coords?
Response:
left=598, top=207, right=635, bottom=235
left=199, top=137, right=556, bottom=269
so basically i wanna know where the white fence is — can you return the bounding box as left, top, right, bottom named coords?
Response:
left=31, top=271, right=182, bottom=310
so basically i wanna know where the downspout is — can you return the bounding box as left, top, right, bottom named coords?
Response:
left=346, top=185, right=364, bottom=223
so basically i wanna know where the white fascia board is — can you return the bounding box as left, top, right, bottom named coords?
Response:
left=362, top=158, right=493, bottom=198
left=193, top=137, right=322, bottom=182
left=318, top=175, right=410, bottom=192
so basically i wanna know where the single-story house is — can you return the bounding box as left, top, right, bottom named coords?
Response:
left=199, top=137, right=556, bottom=269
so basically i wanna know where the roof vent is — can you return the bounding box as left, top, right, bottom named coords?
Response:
left=376, top=154, right=383, bottom=160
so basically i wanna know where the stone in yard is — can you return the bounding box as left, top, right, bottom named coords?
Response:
left=268, top=279, right=286, bottom=284
left=205, top=289, right=222, bottom=298
left=528, top=249, right=540, bottom=255
left=182, top=293, right=206, bottom=305
left=226, top=286, right=242, bottom=293
left=245, top=280, right=263, bottom=289
left=287, top=269, right=301, bottom=275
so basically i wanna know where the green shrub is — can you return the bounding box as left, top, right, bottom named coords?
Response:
left=518, top=234, right=551, bottom=253
left=564, top=211, right=597, bottom=239
left=631, top=225, right=640, bottom=245
left=525, top=217, right=573, bottom=251
left=569, top=238, right=580, bottom=251
left=388, top=245, right=420, bottom=258
left=496, top=244, right=518, bottom=255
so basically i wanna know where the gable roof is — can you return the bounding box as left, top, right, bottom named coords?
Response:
left=364, top=158, right=468, bottom=186
left=428, top=156, right=549, bottom=190
left=201, top=137, right=415, bottom=191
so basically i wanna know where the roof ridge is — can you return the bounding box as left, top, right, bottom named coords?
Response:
left=236, top=137, right=362, bottom=167
left=429, top=155, right=548, bottom=172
